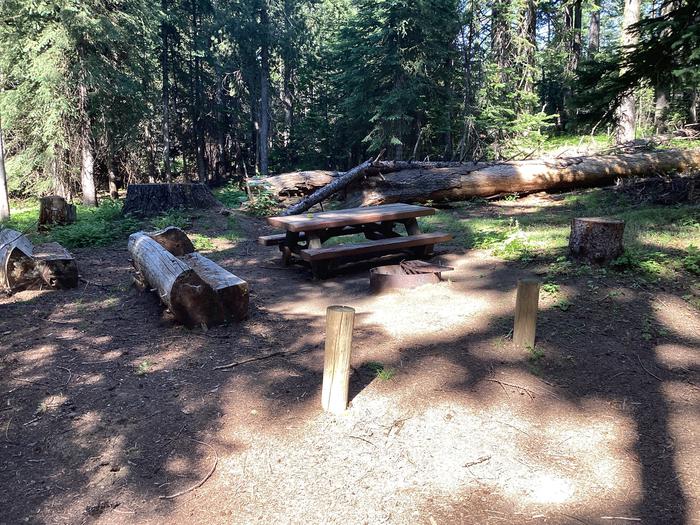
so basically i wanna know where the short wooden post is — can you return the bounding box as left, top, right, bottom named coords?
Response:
left=322, top=305, right=355, bottom=414
left=513, top=278, right=540, bottom=348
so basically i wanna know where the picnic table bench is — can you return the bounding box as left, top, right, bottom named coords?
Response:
left=259, top=203, right=452, bottom=278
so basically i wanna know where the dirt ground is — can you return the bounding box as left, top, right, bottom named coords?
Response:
left=1, top=199, right=699, bottom=525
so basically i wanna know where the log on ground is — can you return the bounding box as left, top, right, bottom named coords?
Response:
left=32, top=242, right=79, bottom=289
left=128, top=232, right=224, bottom=327
left=0, top=229, right=37, bottom=292
left=179, top=252, right=249, bottom=321
left=122, top=183, right=222, bottom=217
left=249, top=170, right=336, bottom=199
left=348, top=148, right=700, bottom=206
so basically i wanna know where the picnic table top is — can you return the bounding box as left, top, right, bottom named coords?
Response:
left=267, top=203, right=435, bottom=233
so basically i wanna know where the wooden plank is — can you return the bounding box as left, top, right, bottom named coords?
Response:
left=258, top=232, right=306, bottom=246
left=267, top=203, right=435, bottom=232
left=300, top=232, right=452, bottom=261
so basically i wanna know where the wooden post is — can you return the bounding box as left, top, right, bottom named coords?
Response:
left=513, top=278, right=540, bottom=348
left=322, top=305, right=355, bottom=414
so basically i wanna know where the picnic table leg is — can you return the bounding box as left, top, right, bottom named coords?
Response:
left=403, top=218, right=421, bottom=236
left=282, top=232, right=300, bottom=266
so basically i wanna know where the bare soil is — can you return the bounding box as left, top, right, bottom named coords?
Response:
left=1, top=201, right=698, bottom=525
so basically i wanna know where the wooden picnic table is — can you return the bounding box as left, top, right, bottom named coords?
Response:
left=260, top=203, right=451, bottom=278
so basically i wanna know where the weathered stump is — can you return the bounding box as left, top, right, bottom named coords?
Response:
left=128, top=232, right=223, bottom=327
left=569, top=217, right=625, bottom=264
left=0, top=229, right=36, bottom=292
left=122, top=184, right=221, bottom=217
left=39, top=196, right=76, bottom=229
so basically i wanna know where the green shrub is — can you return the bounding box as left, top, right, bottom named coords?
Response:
left=683, top=245, right=700, bottom=275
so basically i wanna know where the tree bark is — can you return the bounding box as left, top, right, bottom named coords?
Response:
left=128, top=232, right=223, bottom=327
left=122, top=183, right=221, bottom=217
left=161, top=0, right=172, bottom=182
left=350, top=149, right=700, bottom=206
left=615, top=0, right=641, bottom=144
left=588, top=3, right=600, bottom=56
left=79, top=83, right=98, bottom=207
left=283, top=159, right=373, bottom=215
left=148, top=225, right=196, bottom=256
left=0, top=116, right=9, bottom=221
left=0, top=229, right=34, bottom=292
left=259, top=0, right=271, bottom=176
left=569, top=218, right=625, bottom=264
left=32, top=242, right=79, bottom=289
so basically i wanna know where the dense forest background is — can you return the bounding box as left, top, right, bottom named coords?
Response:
left=0, top=0, right=698, bottom=210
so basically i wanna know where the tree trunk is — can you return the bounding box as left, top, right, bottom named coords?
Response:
left=654, top=85, right=670, bottom=133
left=148, top=225, right=196, bottom=256
left=250, top=170, right=336, bottom=199
left=588, top=3, right=600, bottom=56
left=569, top=217, right=625, bottom=264
left=259, top=0, right=271, bottom=176
left=615, top=0, right=641, bottom=144
left=0, top=116, right=9, bottom=221
left=39, top=196, right=76, bottom=229
left=107, top=135, right=119, bottom=199
left=161, top=0, right=172, bottom=182
left=79, top=83, right=98, bottom=207
left=122, top=183, right=221, bottom=217
left=350, top=149, right=700, bottom=206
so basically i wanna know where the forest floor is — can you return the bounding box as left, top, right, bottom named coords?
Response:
left=1, top=182, right=699, bottom=525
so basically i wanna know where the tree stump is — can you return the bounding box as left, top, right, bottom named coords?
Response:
left=569, top=217, right=625, bottom=264
left=122, top=184, right=222, bottom=217
left=39, top=196, right=76, bottom=229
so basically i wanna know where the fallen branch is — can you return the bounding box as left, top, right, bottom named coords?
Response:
left=635, top=353, right=663, bottom=381
left=282, top=158, right=374, bottom=216
left=160, top=439, right=218, bottom=500
left=213, top=346, right=314, bottom=370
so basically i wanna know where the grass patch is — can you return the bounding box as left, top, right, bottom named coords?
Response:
left=149, top=210, right=191, bottom=230
left=365, top=361, right=396, bottom=381
left=190, top=233, right=215, bottom=251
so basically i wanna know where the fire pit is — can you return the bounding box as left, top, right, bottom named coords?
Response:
left=369, top=260, right=454, bottom=294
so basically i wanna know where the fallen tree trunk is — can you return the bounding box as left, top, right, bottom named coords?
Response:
left=148, top=226, right=196, bottom=256
left=249, top=170, right=336, bottom=198
left=283, top=159, right=373, bottom=216
left=128, top=232, right=223, bottom=327
left=123, top=183, right=222, bottom=217
left=179, top=252, right=249, bottom=321
left=350, top=148, right=700, bottom=206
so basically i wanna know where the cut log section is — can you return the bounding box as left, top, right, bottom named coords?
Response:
left=354, top=149, right=700, bottom=206
left=128, top=232, right=224, bottom=327
left=569, top=217, right=625, bottom=264
left=39, top=196, right=77, bottom=229
left=148, top=226, right=196, bottom=256
left=0, top=229, right=36, bottom=292
left=32, top=242, right=79, bottom=289
left=178, top=253, right=249, bottom=321
left=122, top=183, right=222, bottom=217
left=0, top=229, right=79, bottom=293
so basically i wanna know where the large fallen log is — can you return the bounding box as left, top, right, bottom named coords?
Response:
left=283, top=159, right=373, bottom=215
left=350, top=148, right=700, bottom=206
left=32, top=242, right=79, bottom=289
left=123, top=183, right=222, bottom=217
left=249, top=170, right=336, bottom=198
left=128, top=232, right=224, bottom=327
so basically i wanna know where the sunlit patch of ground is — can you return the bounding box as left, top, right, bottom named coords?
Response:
left=208, top=394, right=638, bottom=524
